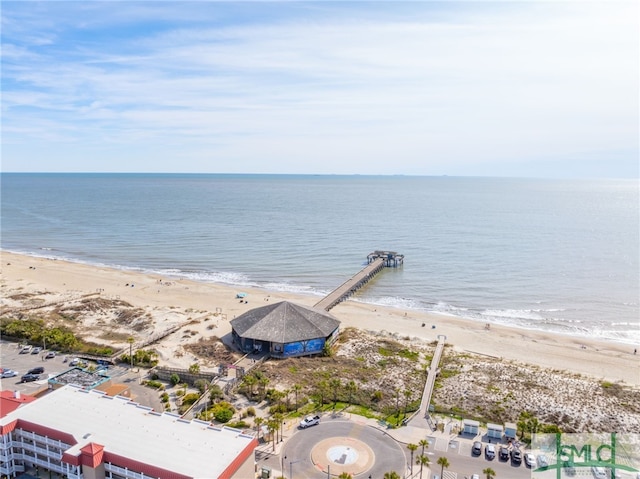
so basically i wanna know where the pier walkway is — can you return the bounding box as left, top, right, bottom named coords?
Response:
left=313, top=251, right=403, bottom=312
left=313, top=258, right=385, bottom=311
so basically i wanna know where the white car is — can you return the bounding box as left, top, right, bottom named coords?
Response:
left=0, top=369, right=18, bottom=378
left=592, top=467, right=607, bottom=479
left=299, top=415, right=320, bottom=428
left=524, top=453, right=536, bottom=467
left=471, top=475, right=479, bottom=479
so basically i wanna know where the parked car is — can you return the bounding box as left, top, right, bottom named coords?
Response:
left=591, top=467, right=607, bottom=479
left=511, top=448, right=523, bottom=464
left=20, top=374, right=40, bottom=383
left=472, top=441, right=482, bottom=456
left=27, top=367, right=45, bottom=375
left=69, top=358, right=86, bottom=367
left=471, top=475, right=479, bottom=479
left=299, top=415, right=320, bottom=428
left=31, top=347, right=42, bottom=355
left=19, top=345, right=32, bottom=354
left=499, top=446, right=509, bottom=461
left=45, top=351, right=56, bottom=359
left=485, top=444, right=496, bottom=460
left=524, top=453, right=536, bottom=467
left=1, top=369, right=18, bottom=378
left=537, top=454, right=549, bottom=468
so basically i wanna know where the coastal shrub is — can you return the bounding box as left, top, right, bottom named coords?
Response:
left=246, top=406, right=256, bottom=416
left=83, top=345, right=113, bottom=356
left=0, top=318, right=79, bottom=351
left=371, top=390, right=383, bottom=403
left=160, top=393, right=169, bottom=403
left=226, top=420, right=250, bottom=429
left=397, top=349, right=419, bottom=361
left=211, top=401, right=235, bottom=423
left=181, top=393, right=201, bottom=407
left=169, top=374, right=180, bottom=386
left=209, top=385, right=224, bottom=402
left=215, top=408, right=233, bottom=423
left=195, top=379, right=208, bottom=393
left=175, top=389, right=185, bottom=397
left=144, top=380, right=164, bottom=390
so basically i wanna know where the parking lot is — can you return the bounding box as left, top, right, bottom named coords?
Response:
left=425, top=435, right=532, bottom=478
left=0, top=341, right=162, bottom=411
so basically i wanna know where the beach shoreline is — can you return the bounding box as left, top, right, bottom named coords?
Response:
left=1, top=250, right=638, bottom=386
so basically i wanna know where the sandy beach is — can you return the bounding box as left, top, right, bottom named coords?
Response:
left=1, top=251, right=638, bottom=386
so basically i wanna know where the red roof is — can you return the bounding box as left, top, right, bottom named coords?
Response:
left=0, top=390, right=36, bottom=417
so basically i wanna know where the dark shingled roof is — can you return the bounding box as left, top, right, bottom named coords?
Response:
left=230, top=301, right=340, bottom=343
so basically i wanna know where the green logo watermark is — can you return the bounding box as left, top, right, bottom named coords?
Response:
left=531, top=433, right=640, bottom=478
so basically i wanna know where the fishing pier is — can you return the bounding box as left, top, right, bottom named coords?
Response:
left=314, top=251, right=404, bottom=312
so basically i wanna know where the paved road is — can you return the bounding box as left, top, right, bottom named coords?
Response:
left=258, top=416, right=408, bottom=479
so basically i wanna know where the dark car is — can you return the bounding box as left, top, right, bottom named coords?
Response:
left=20, top=374, right=40, bottom=383
left=472, top=441, right=482, bottom=456
left=499, top=446, right=510, bottom=461
left=511, top=448, right=523, bottom=464
left=27, top=367, right=45, bottom=375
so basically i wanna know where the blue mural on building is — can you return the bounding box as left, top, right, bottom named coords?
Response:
left=282, top=338, right=326, bottom=357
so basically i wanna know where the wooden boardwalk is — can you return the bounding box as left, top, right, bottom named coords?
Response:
left=314, top=257, right=386, bottom=311
left=409, top=334, right=446, bottom=430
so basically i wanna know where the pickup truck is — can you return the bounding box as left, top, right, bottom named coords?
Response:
left=299, top=415, right=320, bottom=429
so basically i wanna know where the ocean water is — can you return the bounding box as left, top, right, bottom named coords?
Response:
left=1, top=173, right=638, bottom=344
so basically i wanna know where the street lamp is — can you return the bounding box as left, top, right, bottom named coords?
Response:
left=289, top=459, right=303, bottom=479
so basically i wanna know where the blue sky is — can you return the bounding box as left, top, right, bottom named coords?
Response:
left=2, top=1, right=638, bottom=177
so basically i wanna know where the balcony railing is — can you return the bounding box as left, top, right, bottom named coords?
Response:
left=105, top=463, right=149, bottom=479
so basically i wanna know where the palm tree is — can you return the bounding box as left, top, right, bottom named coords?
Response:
left=483, top=467, right=496, bottom=479
left=272, top=412, right=284, bottom=442
left=338, top=473, right=353, bottom=479
left=258, top=377, right=270, bottom=400
left=407, top=443, right=418, bottom=476
left=329, top=378, right=341, bottom=409
left=126, top=336, right=134, bottom=368
left=383, top=472, right=400, bottom=479
left=437, top=456, right=450, bottom=477
left=394, top=388, right=400, bottom=417
left=243, top=374, right=257, bottom=398
left=254, top=417, right=264, bottom=441
left=416, top=454, right=430, bottom=479
left=403, top=389, right=412, bottom=418
left=419, top=438, right=429, bottom=456
left=345, top=380, right=357, bottom=409
left=293, top=384, right=302, bottom=411
left=283, top=388, right=291, bottom=410
left=267, top=419, right=278, bottom=451
left=317, top=379, right=329, bottom=406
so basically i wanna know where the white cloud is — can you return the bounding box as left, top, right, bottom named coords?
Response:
left=1, top=1, right=637, bottom=176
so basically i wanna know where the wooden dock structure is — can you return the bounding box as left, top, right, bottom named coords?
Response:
left=314, top=251, right=403, bottom=312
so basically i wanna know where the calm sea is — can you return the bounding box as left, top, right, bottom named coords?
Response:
left=1, top=173, right=638, bottom=344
